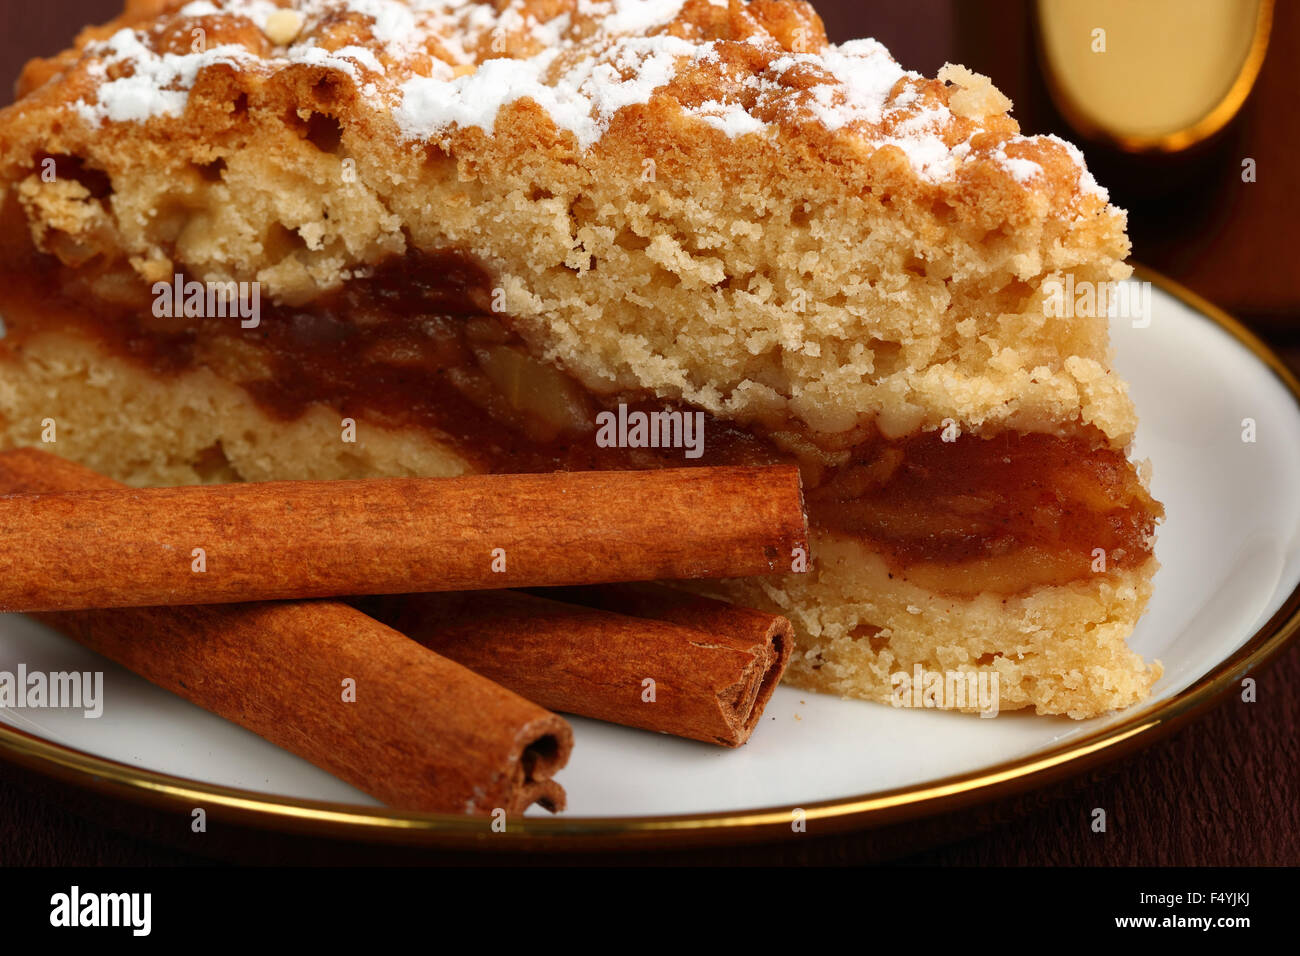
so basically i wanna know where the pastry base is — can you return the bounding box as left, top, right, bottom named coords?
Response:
left=714, top=535, right=1159, bottom=719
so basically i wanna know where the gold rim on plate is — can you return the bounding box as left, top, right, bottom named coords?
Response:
left=1, top=267, right=1297, bottom=850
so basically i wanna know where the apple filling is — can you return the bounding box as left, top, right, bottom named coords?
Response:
left=0, top=249, right=1160, bottom=596
left=805, top=430, right=1160, bottom=595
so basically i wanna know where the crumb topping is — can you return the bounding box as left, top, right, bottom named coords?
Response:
left=51, top=0, right=1107, bottom=197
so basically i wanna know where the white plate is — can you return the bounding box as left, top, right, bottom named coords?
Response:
left=2, top=272, right=1299, bottom=832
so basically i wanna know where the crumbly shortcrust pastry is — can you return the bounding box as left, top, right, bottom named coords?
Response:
left=0, top=0, right=1160, bottom=718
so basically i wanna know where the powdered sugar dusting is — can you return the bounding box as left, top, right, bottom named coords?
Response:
left=1044, top=134, right=1110, bottom=201
left=346, top=0, right=419, bottom=48
left=690, top=100, right=766, bottom=137
left=883, top=105, right=958, bottom=180
left=288, top=42, right=384, bottom=77
left=397, top=33, right=700, bottom=148
left=396, top=2, right=694, bottom=147
left=763, top=40, right=972, bottom=182
left=62, top=0, right=1113, bottom=206
left=181, top=0, right=270, bottom=22
left=993, top=141, right=1043, bottom=184
left=398, top=53, right=557, bottom=138
left=75, top=29, right=256, bottom=124
left=582, top=0, right=688, bottom=35
left=790, top=39, right=910, bottom=129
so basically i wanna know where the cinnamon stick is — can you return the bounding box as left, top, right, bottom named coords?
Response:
left=359, top=585, right=793, bottom=747
left=0, top=465, right=807, bottom=613
left=0, top=449, right=572, bottom=814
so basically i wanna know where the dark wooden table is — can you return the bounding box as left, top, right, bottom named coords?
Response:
left=0, top=0, right=1296, bottom=867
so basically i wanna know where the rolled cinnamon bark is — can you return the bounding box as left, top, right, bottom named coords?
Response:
left=359, top=586, right=793, bottom=747
left=0, top=465, right=807, bottom=613
left=0, top=449, right=572, bottom=814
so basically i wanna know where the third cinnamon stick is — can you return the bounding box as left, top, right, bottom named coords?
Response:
left=360, top=586, right=793, bottom=747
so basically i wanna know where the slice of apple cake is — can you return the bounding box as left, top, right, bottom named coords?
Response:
left=0, top=0, right=1162, bottom=718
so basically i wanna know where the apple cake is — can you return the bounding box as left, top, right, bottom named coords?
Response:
left=0, top=0, right=1162, bottom=718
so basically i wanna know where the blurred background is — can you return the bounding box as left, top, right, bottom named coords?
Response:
left=0, top=1, right=1296, bottom=867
